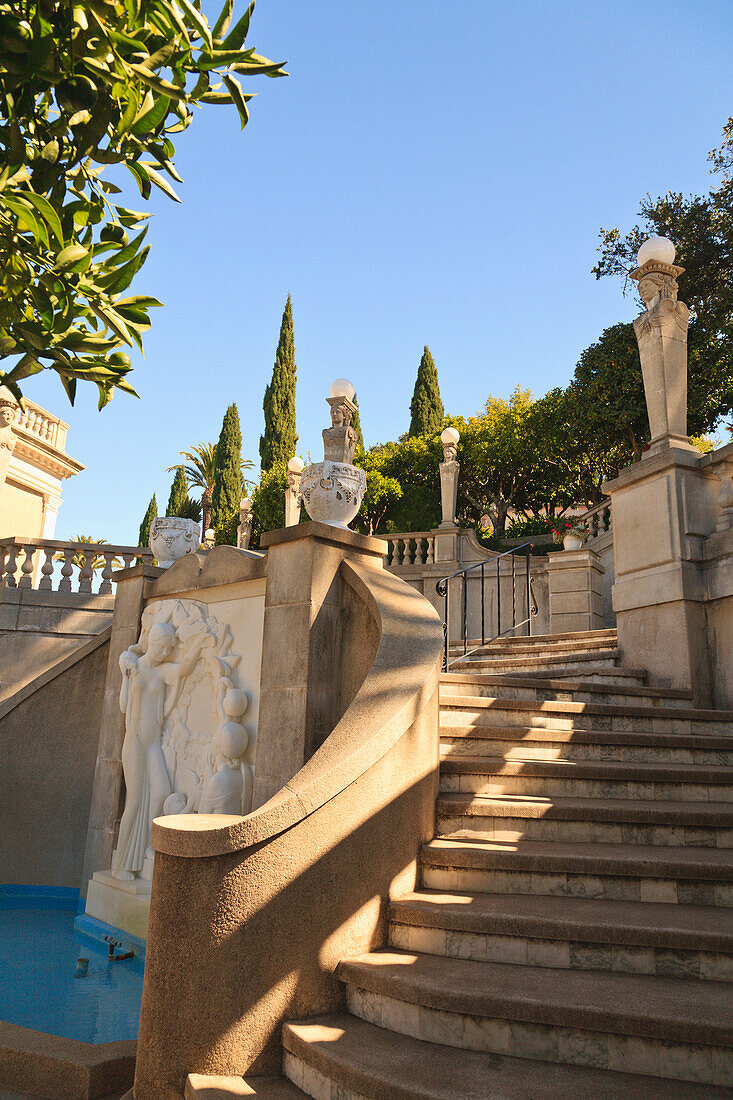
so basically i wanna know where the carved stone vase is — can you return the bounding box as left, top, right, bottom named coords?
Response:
left=149, top=516, right=200, bottom=567
left=300, top=460, right=367, bottom=530
left=563, top=532, right=584, bottom=551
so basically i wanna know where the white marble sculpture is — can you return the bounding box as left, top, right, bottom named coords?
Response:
left=111, top=599, right=253, bottom=881
left=149, top=516, right=200, bottom=567
left=631, top=236, right=693, bottom=454
left=439, top=426, right=460, bottom=528
left=300, top=379, right=367, bottom=529
left=0, top=387, right=19, bottom=490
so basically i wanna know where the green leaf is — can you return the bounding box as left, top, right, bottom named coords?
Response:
left=23, top=191, right=65, bottom=246
left=89, top=302, right=133, bottom=346
left=59, top=373, right=78, bottom=406
left=144, top=164, right=181, bottom=202
left=222, top=0, right=254, bottom=49
left=2, top=196, right=49, bottom=247
left=176, top=0, right=213, bottom=51
left=132, top=93, right=170, bottom=134
left=126, top=160, right=151, bottom=199
left=57, top=243, right=89, bottom=268
left=129, top=63, right=187, bottom=101
left=223, top=74, right=249, bottom=130
left=212, top=0, right=235, bottom=40
left=116, top=294, right=163, bottom=308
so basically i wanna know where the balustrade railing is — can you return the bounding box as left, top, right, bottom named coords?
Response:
left=436, top=542, right=539, bottom=670
left=384, top=532, right=436, bottom=568
left=0, top=537, right=153, bottom=595
left=579, top=499, right=612, bottom=544
left=14, top=402, right=62, bottom=447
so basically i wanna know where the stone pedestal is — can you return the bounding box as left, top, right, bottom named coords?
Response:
left=439, top=461, right=459, bottom=528
left=86, top=870, right=151, bottom=940
left=253, top=521, right=386, bottom=808
left=547, top=548, right=605, bottom=635
left=604, top=447, right=719, bottom=703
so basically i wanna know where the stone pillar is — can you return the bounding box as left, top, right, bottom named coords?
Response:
left=438, top=427, right=460, bottom=528
left=253, top=521, right=386, bottom=808
left=237, top=497, right=253, bottom=549
left=284, top=456, right=304, bottom=527
left=605, top=236, right=720, bottom=702
left=80, top=563, right=161, bottom=895
left=0, top=386, right=19, bottom=491
left=547, top=547, right=605, bottom=635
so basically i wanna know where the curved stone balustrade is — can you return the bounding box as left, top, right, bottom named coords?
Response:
left=132, top=556, right=444, bottom=1098
left=0, top=537, right=153, bottom=594
left=384, top=531, right=435, bottom=567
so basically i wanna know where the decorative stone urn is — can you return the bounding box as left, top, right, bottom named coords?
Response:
left=149, top=516, right=200, bottom=567
left=563, top=531, right=584, bottom=551
left=300, top=378, right=367, bottom=530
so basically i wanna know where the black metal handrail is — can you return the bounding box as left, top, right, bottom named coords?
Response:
left=436, top=542, right=539, bottom=671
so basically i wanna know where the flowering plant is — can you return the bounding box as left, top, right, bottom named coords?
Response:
left=551, top=519, right=585, bottom=546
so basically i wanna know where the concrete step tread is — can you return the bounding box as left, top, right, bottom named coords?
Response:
left=439, top=724, right=733, bottom=748
left=440, top=694, right=733, bottom=722
left=441, top=673, right=692, bottom=701
left=436, top=791, right=733, bottom=825
left=451, top=646, right=622, bottom=664
left=185, top=1074, right=307, bottom=1098
left=336, top=950, right=733, bottom=1047
left=422, top=837, right=733, bottom=880
left=282, top=1014, right=726, bottom=1100
left=452, top=666, right=647, bottom=684
left=388, top=890, right=733, bottom=951
left=440, top=755, right=733, bottom=784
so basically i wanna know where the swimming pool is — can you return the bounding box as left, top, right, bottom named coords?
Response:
left=0, top=887, right=144, bottom=1045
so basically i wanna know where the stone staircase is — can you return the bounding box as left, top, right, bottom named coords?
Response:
left=191, top=628, right=733, bottom=1099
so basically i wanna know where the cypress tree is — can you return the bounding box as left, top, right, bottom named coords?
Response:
left=138, top=494, right=157, bottom=548
left=260, top=294, right=297, bottom=471
left=165, top=466, right=187, bottom=517
left=210, top=403, right=244, bottom=530
left=352, top=392, right=364, bottom=452
left=409, top=346, right=444, bottom=437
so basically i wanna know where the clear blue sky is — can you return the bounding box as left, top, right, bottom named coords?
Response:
left=25, top=0, right=733, bottom=543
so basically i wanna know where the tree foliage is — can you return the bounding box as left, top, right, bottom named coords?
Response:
left=592, top=118, right=733, bottom=434
left=408, top=345, right=444, bottom=437
left=165, top=464, right=186, bottom=516
left=0, top=0, right=285, bottom=408
left=351, top=391, right=364, bottom=451
left=210, top=402, right=243, bottom=530
left=138, top=492, right=156, bottom=547
left=260, top=293, right=297, bottom=470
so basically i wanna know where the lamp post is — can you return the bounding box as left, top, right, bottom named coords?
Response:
left=237, top=497, right=253, bottom=550
left=439, top=426, right=460, bottom=528
left=285, top=456, right=304, bottom=527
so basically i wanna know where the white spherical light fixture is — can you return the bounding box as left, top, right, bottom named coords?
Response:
left=287, top=456, right=305, bottom=474
left=240, top=497, right=252, bottom=510
left=441, top=426, right=460, bottom=446
left=637, top=236, right=676, bottom=267
left=330, top=378, right=355, bottom=402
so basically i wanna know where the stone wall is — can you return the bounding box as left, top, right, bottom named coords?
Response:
left=0, top=630, right=110, bottom=888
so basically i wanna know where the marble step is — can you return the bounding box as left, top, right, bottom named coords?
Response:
left=451, top=628, right=617, bottom=655
left=282, top=1013, right=731, bottom=1099
left=436, top=792, right=733, bottom=848
left=388, top=890, right=733, bottom=982
left=439, top=724, right=733, bottom=765
left=439, top=694, right=733, bottom=734
left=439, top=756, right=733, bottom=802
left=421, top=837, right=733, bottom=906
left=185, top=1075, right=306, bottom=1098
left=453, top=666, right=648, bottom=688
left=441, top=674, right=694, bottom=708
left=337, top=950, right=733, bottom=1087
left=449, top=651, right=624, bottom=675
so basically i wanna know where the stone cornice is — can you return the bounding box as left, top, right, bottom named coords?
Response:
left=12, top=427, right=84, bottom=481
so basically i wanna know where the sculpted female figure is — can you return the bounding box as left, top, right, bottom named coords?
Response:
left=112, top=621, right=206, bottom=880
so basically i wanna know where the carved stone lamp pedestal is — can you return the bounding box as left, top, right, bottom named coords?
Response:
left=438, top=426, right=460, bottom=528
left=300, top=379, right=367, bottom=530
left=285, top=456, right=304, bottom=527
left=237, top=497, right=253, bottom=549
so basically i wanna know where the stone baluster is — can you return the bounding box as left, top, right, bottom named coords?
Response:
left=426, top=535, right=434, bottom=565
left=38, top=546, right=55, bottom=590
left=404, top=538, right=414, bottom=566
left=2, top=544, right=18, bottom=587
left=121, top=552, right=136, bottom=570
left=99, top=550, right=116, bottom=594
left=58, top=548, right=74, bottom=592
left=18, top=544, right=35, bottom=588
left=78, top=550, right=94, bottom=594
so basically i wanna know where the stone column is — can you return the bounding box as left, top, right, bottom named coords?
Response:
left=252, top=521, right=386, bottom=808
left=438, top=426, right=460, bottom=528
left=237, top=497, right=253, bottom=549
left=547, top=547, right=605, bottom=634
left=80, top=563, right=161, bottom=894
left=0, top=387, right=19, bottom=491
left=605, top=236, right=720, bottom=702
left=285, top=456, right=304, bottom=527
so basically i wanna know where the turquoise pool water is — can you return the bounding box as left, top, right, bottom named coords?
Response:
left=0, top=887, right=144, bottom=1044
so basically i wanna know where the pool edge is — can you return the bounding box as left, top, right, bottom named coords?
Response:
left=0, top=1018, right=136, bottom=1099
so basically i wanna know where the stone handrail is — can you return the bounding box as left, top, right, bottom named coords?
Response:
left=0, top=537, right=153, bottom=595
left=384, top=531, right=435, bottom=567
left=579, top=499, right=613, bottom=544
left=133, top=557, right=444, bottom=1094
